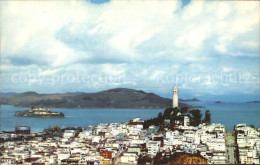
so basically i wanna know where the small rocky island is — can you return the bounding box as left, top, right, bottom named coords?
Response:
left=14, top=107, right=64, bottom=118
left=247, top=101, right=260, bottom=103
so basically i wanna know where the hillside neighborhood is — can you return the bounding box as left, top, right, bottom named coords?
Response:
left=1, top=114, right=260, bottom=164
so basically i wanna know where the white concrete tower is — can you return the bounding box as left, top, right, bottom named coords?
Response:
left=172, top=87, right=178, bottom=108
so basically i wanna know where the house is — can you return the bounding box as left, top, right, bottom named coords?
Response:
left=147, top=141, right=161, bottom=158
left=120, top=152, right=138, bottom=164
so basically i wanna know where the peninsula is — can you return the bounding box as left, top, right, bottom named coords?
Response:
left=1, top=88, right=188, bottom=109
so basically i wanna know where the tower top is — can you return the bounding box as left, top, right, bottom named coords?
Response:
left=173, top=87, right=178, bottom=91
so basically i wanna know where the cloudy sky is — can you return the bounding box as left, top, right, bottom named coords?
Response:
left=1, top=0, right=259, bottom=101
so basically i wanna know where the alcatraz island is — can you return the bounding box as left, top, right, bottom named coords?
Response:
left=14, top=107, right=64, bottom=118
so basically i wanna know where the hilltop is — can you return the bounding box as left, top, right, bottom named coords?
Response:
left=169, top=153, right=207, bottom=164
left=0, top=88, right=188, bottom=109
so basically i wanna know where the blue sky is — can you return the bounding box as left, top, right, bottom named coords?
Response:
left=0, top=0, right=259, bottom=101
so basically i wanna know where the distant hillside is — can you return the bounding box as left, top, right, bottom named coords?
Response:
left=179, top=98, right=200, bottom=102
left=0, top=88, right=188, bottom=109
left=246, top=101, right=260, bottom=103
left=0, top=92, right=18, bottom=97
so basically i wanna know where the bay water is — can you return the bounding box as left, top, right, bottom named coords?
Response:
left=1, top=102, right=259, bottom=133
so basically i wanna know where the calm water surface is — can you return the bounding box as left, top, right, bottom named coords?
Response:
left=0, top=105, right=164, bottom=133
left=187, top=101, right=260, bottom=130
left=1, top=102, right=259, bottom=132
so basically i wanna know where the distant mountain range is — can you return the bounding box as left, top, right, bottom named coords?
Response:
left=0, top=88, right=190, bottom=109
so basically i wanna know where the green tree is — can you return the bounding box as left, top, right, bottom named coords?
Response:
left=190, top=109, right=202, bottom=126
left=190, top=109, right=202, bottom=119
left=163, top=107, right=179, bottom=122
left=157, top=112, right=164, bottom=125
left=163, top=107, right=174, bottom=119
left=204, top=110, right=211, bottom=124
left=180, top=106, right=189, bottom=114
left=158, top=112, right=163, bottom=119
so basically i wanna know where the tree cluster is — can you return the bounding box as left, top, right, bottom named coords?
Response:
left=144, top=107, right=211, bottom=129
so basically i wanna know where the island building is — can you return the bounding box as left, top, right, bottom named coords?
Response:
left=29, top=107, right=50, bottom=114
left=14, top=107, right=64, bottom=118
left=172, top=87, right=178, bottom=108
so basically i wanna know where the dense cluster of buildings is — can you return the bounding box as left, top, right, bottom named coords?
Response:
left=235, top=124, right=260, bottom=164
left=1, top=118, right=260, bottom=165
left=1, top=115, right=259, bottom=164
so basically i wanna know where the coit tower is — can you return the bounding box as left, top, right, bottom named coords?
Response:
left=172, top=87, right=178, bottom=108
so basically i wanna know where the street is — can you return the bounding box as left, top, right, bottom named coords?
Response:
left=225, top=131, right=236, bottom=164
